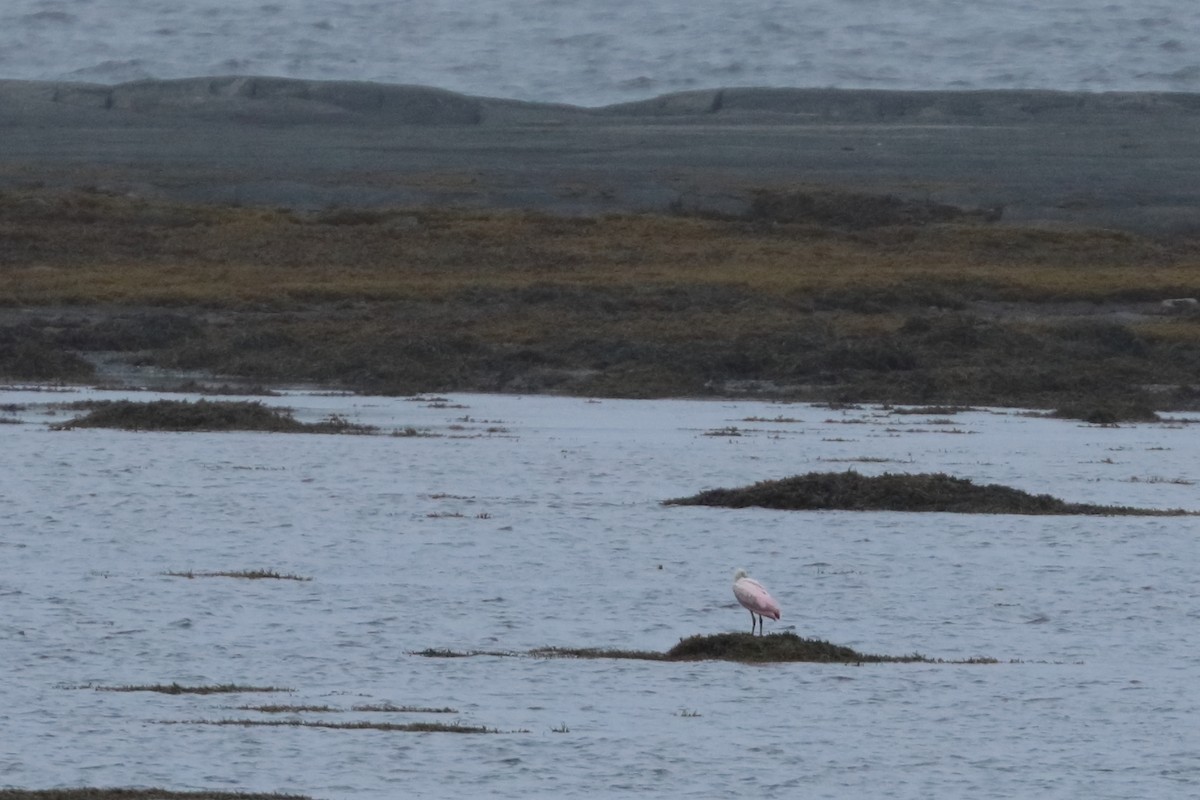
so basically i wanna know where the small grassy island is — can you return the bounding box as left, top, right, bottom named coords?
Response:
left=539, top=633, right=958, bottom=663
left=664, top=470, right=1194, bottom=516
left=417, top=632, right=994, bottom=664
left=50, top=399, right=374, bottom=434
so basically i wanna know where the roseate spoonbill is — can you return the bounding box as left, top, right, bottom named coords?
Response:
left=733, top=568, right=781, bottom=635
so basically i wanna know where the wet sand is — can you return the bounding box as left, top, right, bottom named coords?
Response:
left=3, top=76, right=1200, bottom=233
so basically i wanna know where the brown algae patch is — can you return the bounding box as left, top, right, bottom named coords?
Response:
left=664, top=470, right=1195, bottom=515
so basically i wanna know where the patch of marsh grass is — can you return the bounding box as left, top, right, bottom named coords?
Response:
left=165, top=570, right=312, bottom=581
left=50, top=400, right=375, bottom=434
left=417, top=634, right=995, bottom=664
left=351, top=704, right=458, bottom=713
left=817, top=456, right=902, bottom=463
left=1126, top=475, right=1195, bottom=485
left=529, top=646, right=669, bottom=661
left=94, top=683, right=292, bottom=695
left=163, top=719, right=502, bottom=733
left=664, top=633, right=936, bottom=663
left=164, top=380, right=281, bottom=396
left=237, top=705, right=337, bottom=714
left=888, top=405, right=974, bottom=415
left=703, top=426, right=743, bottom=437
left=664, top=470, right=1195, bottom=515
left=391, top=426, right=440, bottom=437
left=412, top=648, right=513, bottom=659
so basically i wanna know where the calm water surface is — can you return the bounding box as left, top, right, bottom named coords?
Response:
left=1, top=389, right=1198, bottom=797
left=2, top=0, right=1199, bottom=104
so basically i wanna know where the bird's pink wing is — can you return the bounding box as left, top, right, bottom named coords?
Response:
left=734, top=578, right=781, bottom=620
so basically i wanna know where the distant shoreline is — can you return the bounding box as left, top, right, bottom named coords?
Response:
left=9, top=73, right=1200, bottom=111
left=2, top=76, right=1200, bottom=233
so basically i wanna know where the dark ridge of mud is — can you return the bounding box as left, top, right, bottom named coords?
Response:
left=664, top=470, right=1195, bottom=516
left=8, top=79, right=1200, bottom=233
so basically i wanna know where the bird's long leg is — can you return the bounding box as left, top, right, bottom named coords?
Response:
left=749, top=611, right=756, bottom=634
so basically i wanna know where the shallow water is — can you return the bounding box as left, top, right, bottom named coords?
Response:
left=1, top=388, right=1198, bottom=797
left=2, top=0, right=1199, bottom=105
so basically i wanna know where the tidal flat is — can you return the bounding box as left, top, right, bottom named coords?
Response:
left=3, top=188, right=1200, bottom=415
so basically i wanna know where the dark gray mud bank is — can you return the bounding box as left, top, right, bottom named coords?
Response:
left=4, top=77, right=1200, bottom=233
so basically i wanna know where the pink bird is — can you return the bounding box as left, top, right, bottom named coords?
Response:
left=732, top=568, right=781, bottom=636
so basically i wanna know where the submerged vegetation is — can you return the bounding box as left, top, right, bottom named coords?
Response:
left=3, top=188, right=1200, bottom=412
left=50, top=399, right=374, bottom=433
left=417, top=632, right=993, bottom=664
left=665, top=470, right=1194, bottom=515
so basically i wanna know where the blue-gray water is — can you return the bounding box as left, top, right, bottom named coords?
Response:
left=2, top=0, right=1199, bottom=105
left=1, top=390, right=1198, bottom=797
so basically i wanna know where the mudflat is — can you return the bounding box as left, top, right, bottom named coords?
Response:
left=3, top=76, right=1200, bottom=233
